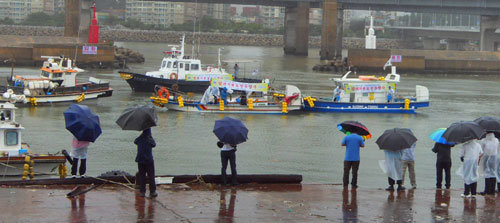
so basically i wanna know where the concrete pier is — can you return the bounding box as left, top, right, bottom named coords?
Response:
left=64, top=0, right=92, bottom=42
left=480, top=15, right=500, bottom=51
left=283, top=2, right=310, bottom=56
left=320, top=0, right=341, bottom=60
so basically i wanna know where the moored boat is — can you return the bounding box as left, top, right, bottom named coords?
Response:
left=150, top=80, right=303, bottom=114
left=0, top=56, right=113, bottom=106
left=303, top=66, right=429, bottom=114
left=0, top=103, right=66, bottom=176
left=119, top=35, right=261, bottom=93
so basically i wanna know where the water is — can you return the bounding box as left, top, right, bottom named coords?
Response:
left=2, top=42, right=500, bottom=189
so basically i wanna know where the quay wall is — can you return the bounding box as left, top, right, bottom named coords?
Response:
left=0, top=25, right=410, bottom=49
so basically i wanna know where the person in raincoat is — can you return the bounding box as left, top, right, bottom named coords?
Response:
left=495, top=135, right=500, bottom=193
left=479, top=133, right=498, bottom=195
left=333, top=86, right=343, bottom=102
left=384, top=150, right=405, bottom=191
left=135, top=128, right=157, bottom=198
left=401, top=143, right=417, bottom=189
left=387, top=86, right=394, bottom=103
left=432, top=142, right=454, bottom=189
left=70, top=137, right=90, bottom=178
left=459, top=140, right=483, bottom=198
left=220, top=87, right=228, bottom=104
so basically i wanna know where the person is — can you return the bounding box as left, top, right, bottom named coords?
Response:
left=341, top=132, right=365, bottom=189
left=135, top=128, right=157, bottom=198
left=495, top=134, right=500, bottom=193
left=233, top=64, right=239, bottom=79
left=460, top=140, right=483, bottom=198
left=218, top=141, right=238, bottom=186
left=384, top=150, right=405, bottom=191
left=220, top=87, right=228, bottom=104
left=432, top=142, right=453, bottom=189
left=333, top=86, right=342, bottom=102
left=70, top=137, right=90, bottom=178
left=210, top=86, right=219, bottom=103
left=401, top=143, right=417, bottom=189
left=479, top=133, right=498, bottom=195
left=387, top=86, right=395, bottom=103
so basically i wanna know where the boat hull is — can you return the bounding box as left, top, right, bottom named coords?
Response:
left=0, top=155, right=66, bottom=176
left=161, top=101, right=301, bottom=114
left=303, top=99, right=430, bottom=114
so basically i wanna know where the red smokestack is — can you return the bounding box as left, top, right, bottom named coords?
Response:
left=88, top=2, right=99, bottom=44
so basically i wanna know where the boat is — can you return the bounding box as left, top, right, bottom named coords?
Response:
left=0, top=103, right=67, bottom=177
left=150, top=80, right=303, bottom=114
left=119, top=35, right=261, bottom=93
left=0, top=56, right=113, bottom=106
left=302, top=65, right=430, bottom=114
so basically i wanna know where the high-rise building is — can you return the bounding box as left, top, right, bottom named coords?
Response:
left=260, top=6, right=284, bottom=29
left=183, top=2, right=230, bottom=23
left=125, top=0, right=184, bottom=26
left=0, top=0, right=32, bottom=23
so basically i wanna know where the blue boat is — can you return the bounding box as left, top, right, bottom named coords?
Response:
left=303, top=66, right=430, bottom=114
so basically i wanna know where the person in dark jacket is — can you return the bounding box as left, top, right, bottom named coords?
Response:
left=432, top=142, right=453, bottom=189
left=218, top=141, right=238, bottom=186
left=135, top=128, right=157, bottom=197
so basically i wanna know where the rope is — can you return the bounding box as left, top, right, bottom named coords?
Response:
left=90, top=176, right=135, bottom=190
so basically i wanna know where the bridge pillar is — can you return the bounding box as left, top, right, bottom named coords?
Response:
left=446, top=39, right=467, bottom=51
left=320, top=0, right=342, bottom=60
left=480, top=15, right=500, bottom=51
left=422, top=38, right=442, bottom=50
left=64, top=0, right=92, bottom=42
left=283, top=2, right=310, bottom=56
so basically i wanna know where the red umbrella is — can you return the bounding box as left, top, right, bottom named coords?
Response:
left=338, top=121, right=372, bottom=139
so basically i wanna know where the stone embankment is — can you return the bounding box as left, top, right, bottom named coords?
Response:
left=0, top=25, right=410, bottom=49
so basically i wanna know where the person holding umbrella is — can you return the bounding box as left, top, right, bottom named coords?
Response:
left=116, top=105, right=158, bottom=197
left=338, top=121, right=370, bottom=189
left=213, top=117, right=248, bottom=186
left=376, top=128, right=418, bottom=191
left=430, top=128, right=455, bottom=189
left=64, top=104, right=102, bottom=179
left=479, top=132, right=498, bottom=195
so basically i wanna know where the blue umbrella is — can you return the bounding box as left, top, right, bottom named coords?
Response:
left=213, top=117, right=248, bottom=145
left=64, top=104, right=101, bottom=142
left=429, top=128, right=453, bottom=145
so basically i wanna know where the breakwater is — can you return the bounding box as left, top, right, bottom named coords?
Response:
left=0, top=25, right=411, bottom=49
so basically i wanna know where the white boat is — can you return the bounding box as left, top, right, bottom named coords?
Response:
left=303, top=64, right=430, bottom=114
left=119, top=35, right=261, bottom=93
left=150, top=80, right=303, bottom=114
left=0, top=103, right=66, bottom=176
left=1, top=56, right=113, bottom=106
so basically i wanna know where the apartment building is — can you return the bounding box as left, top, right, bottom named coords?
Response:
left=0, top=0, right=32, bottom=23
left=259, top=6, right=284, bottom=29
left=125, top=0, right=184, bottom=26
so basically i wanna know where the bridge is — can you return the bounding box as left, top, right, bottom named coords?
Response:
left=65, top=0, right=500, bottom=60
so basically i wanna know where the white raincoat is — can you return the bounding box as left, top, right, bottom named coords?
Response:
left=479, top=133, right=499, bottom=178
left=384, top=150, right=403, bottom=181
left=496, top=137, right=500, bottom=182
left=459, top=140, right=483, bottom=185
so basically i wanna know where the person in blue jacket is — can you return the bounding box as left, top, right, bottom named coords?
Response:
left=135, top=128, right=157, bottom=198
left=220, top=87, right=228, bottom=104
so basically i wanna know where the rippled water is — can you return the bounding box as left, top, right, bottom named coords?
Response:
left=2, top=41, right=500, bottom=189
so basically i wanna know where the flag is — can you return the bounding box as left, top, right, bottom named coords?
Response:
left=383, top=58, right=392, bottom=70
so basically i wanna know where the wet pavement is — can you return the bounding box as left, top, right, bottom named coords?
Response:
left=1, top=184, right=500, bottom=222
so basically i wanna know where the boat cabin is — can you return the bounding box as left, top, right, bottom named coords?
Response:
left=333, top=66, right=400, bottom=103
left=0, top=103, right=24, bottom=155
left=40, top=56, right=78, bottom=87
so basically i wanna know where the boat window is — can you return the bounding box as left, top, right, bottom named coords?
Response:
left=5, top=131, right=18, bottom=146
left=167, top=61, right=172, bottom=68
left=41, top=71, right=50, bottom=78
left=53, top=72, right=63, bottom=78
left=161, top=60, right=167, bottom=68
left=173, top=62, right=177, bottom=68
left=191, top=64, right=199, bottom=70
left=185, top=64, right=190, bottom=71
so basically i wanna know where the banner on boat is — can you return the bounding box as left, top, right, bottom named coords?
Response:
left=344, top=83, right=396, bottom=93
left=211, top=80, right=269, bottom=92
left=185, top=74, right=233, bottom=81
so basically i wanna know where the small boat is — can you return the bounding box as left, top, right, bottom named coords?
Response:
left=0, top=103, right=66, bottom=176
left=150, top=80, right=303, bottom=114
left=303, top=65, right=430, bottom=114
left=119, top=35, right=261, bottom=93
left=1, top=56, right=113, bottom=106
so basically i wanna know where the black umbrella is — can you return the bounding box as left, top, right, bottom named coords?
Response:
left=376, top=128, right=417, bottom=151
left=116, top=105, right=157, bottom=131
left=442, top=121, right=485, bottom=144
left=473, top=116, right=500, bottom=132
left=338, top=121, right=371, bottom=137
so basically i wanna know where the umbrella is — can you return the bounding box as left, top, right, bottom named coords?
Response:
left=473, top=116, right=500, bottom=132
left=376, top=128, right=417, bottom=151
left=63, top=104, right=101, bottom=142
left=337, top=121, right=371, bottom=138
left=213, top=117, right=248, bottom=145
left=442, top=121, right=485, bottom=144
left=116, top=105, right=157, bottom=131
left=429, top=128, right=454, bottom=145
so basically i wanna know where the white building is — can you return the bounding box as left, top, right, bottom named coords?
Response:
left=259, top=6, right=284, bottom=29
left=125, top=0, right=185, bottom=26
left=0, top=0, right=32, bottom=23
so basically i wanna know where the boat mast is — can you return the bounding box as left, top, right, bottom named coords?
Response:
left=180, top=35, right=185, bottom=59
left=191, top=0, right=198, bottom=59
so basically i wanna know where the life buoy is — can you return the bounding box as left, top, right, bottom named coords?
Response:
left=170, top=73, right=178, bottom=80
left=158, top=87, right=170, bottom=99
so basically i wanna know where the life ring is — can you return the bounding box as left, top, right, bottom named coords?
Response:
left=158, top=87, right=170, bottom=99
left=170, top=73, right=178, bottom=80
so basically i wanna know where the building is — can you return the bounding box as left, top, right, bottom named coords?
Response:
left=0, top=0, right=32, bottom=23
left=183, top=2, right=230, bottom=22
left=125, top=0, right=184, bottom=26
left=259, top=6, right=284, bottom=29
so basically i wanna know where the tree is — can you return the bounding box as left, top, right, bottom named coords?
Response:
left=21, top=12, right=65, bottom=27
left=0, top=17, right=14, bottom=25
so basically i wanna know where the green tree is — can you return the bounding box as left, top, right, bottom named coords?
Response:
left=0, top=17, right=14, bottom=25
